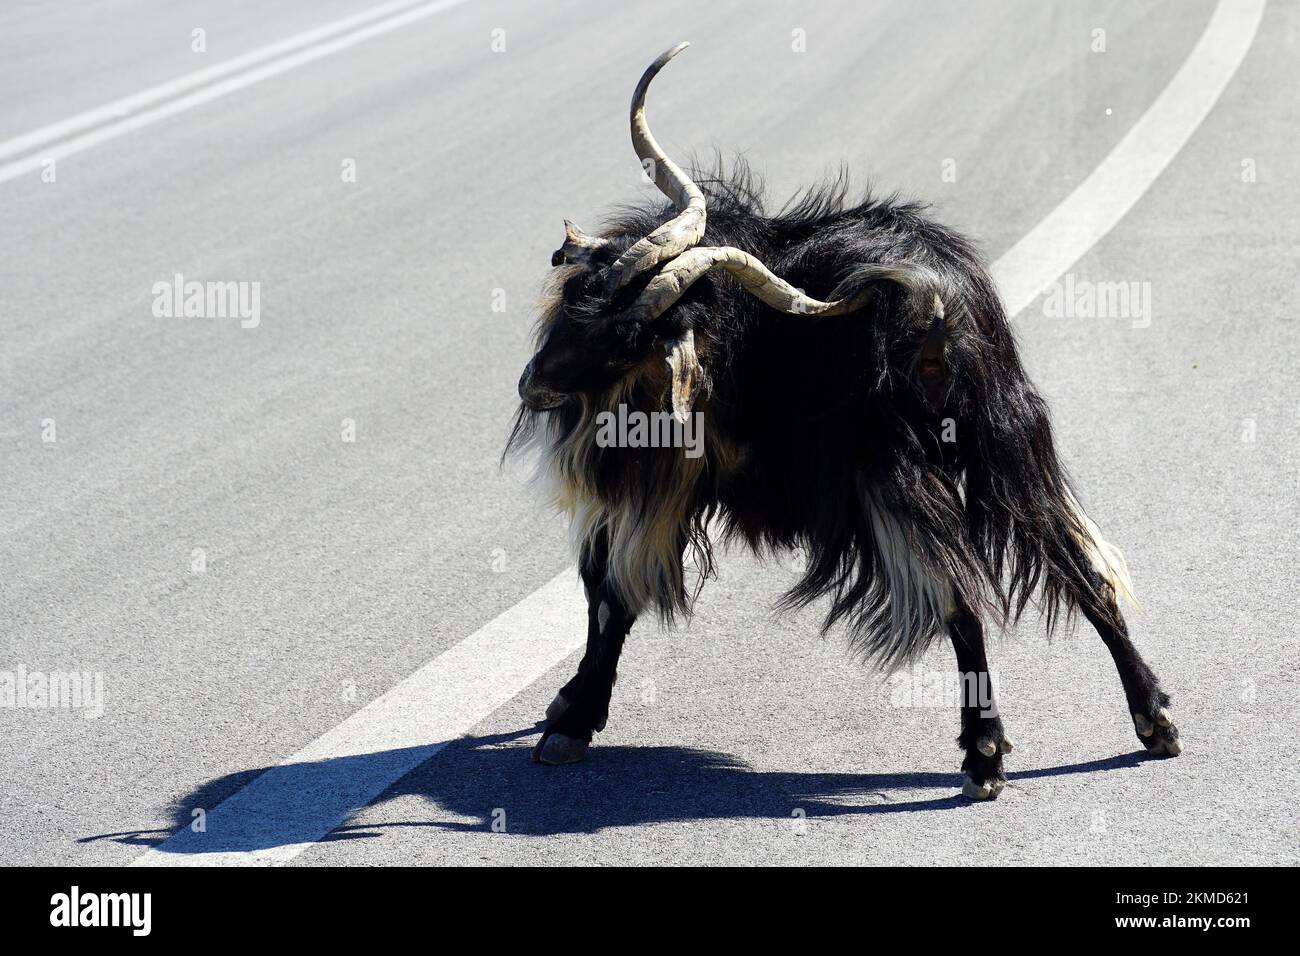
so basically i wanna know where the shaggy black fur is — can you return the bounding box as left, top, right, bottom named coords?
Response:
left=510, top=162, right=1179, bottom=789
left=513, top=165, right=1116, bottom=649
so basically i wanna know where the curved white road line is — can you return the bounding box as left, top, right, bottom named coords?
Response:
left=0, top=0, right=474, bottom=185
left=134, top=0, right=1266, bottom=865
left=993, top=0, right=1266, bottom=316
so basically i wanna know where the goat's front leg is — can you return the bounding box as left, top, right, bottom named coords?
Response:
left=948, top=602, right=1013, bottom=800
left=533, top=535, right=637, bottom=765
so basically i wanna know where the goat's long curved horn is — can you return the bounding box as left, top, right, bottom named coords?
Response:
left=605, top=42, right=707, bottom=294
left=624, top=247, right=920, bottom=323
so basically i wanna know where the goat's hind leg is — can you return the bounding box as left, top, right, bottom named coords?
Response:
left=948, top=602, right=1013, bottom=800
left=1073, top=554, right=1182, bottom=757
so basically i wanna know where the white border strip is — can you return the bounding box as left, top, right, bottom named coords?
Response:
left=134, top=0, right=1264, bottom=865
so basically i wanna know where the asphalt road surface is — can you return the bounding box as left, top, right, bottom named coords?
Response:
left=2, top=0, right=1297, bottom=866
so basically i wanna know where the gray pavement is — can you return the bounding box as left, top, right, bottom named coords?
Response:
left=1, top=0, right=1296, bottom=865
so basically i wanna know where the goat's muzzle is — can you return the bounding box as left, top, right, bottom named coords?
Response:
left=518, top=358, right=567, bottom=410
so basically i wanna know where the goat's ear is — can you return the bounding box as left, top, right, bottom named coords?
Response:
left=664, top=329, right=705, bottom=424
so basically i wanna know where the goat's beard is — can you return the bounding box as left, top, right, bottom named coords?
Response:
left=506, top=367, right=720, bottom=622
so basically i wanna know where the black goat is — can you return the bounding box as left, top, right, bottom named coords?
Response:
left=509, top=43, right=1180, bottom=799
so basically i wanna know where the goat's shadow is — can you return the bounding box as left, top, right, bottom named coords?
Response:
left=85, top=726, right=1156, bottom=856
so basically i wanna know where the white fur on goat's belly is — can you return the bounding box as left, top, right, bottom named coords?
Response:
left=863, top=491, right=957, bottom=645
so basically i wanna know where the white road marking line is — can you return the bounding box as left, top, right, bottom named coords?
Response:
left=134, top=573, right=585, bottom=866
left=0, top=0, right=434, bottom=162
left=0, top=0, right=474, bottom=186
left=994, top=0, right=1267, bottom=317
left=133, top=0, right=1263, bottom=865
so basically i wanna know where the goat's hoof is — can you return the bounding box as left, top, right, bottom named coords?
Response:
left=532, top=733, right=589, bottom=765
left=962, top=720, right=1009, bottom=799
left=545, top=693, right=569, bottom=722
left=1133, top=707, right=1182, bottom=756
left=961, top=774, right=1005, bottom=801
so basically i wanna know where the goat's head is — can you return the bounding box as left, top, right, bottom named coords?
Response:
left=517, top=42, right=885, bottom=424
